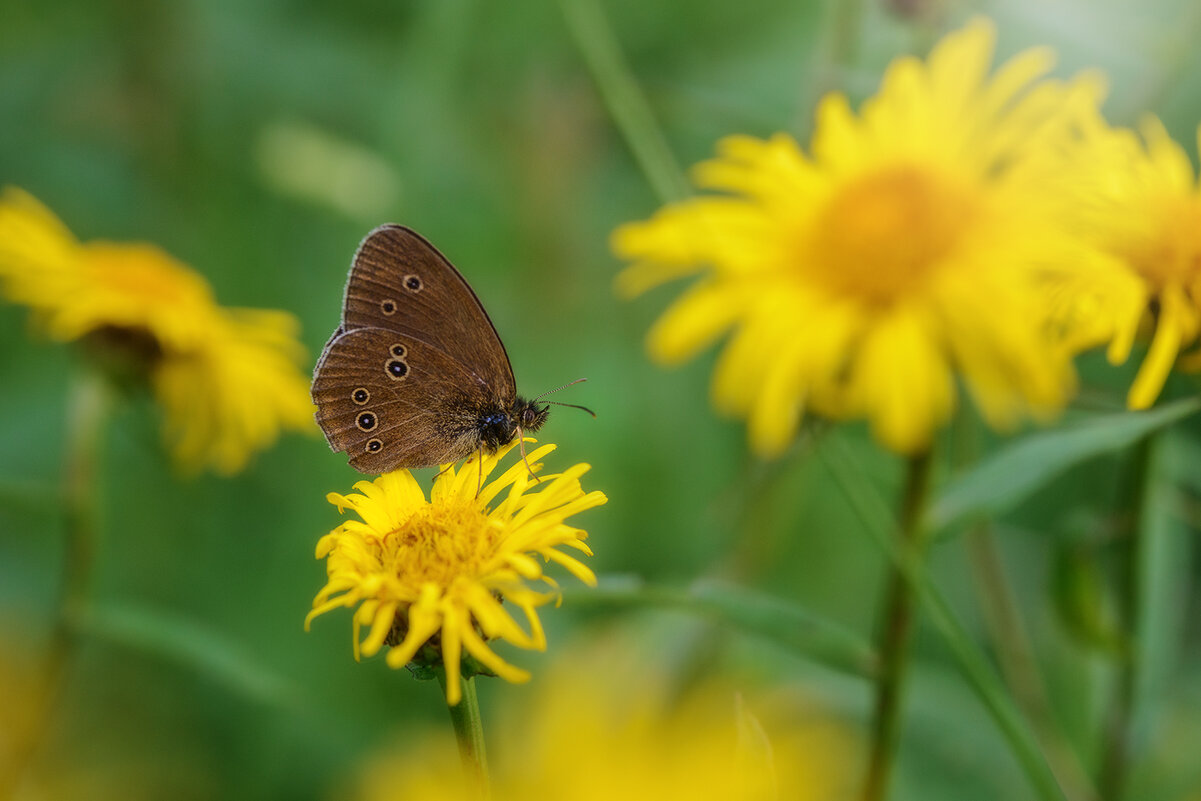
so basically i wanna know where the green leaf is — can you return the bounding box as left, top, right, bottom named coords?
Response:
left=566, top=574, right=878, bottom=679
left=929, top=398, right=1201, bottom=533
left=818, top=431, right=1069, bottom=801
left=74, top=601, right=303, bottom=710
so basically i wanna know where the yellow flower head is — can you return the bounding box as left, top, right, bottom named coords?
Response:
left=348, top=643, right=858, bottom=800
left=305, top=441, right=605, bottom=705
left=1054, top=116, right=1201, bottom=409
left=0, top=186, right=315, bottom=474
left=613, top=19, right=1111, bottom=455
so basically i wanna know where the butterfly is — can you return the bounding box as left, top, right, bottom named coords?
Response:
left=312, top=225, right=583, bottom=474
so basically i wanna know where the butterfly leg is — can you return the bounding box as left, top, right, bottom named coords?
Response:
left=475, top=442, right=486, bottom=498
left=515, top=428, right=541, bottom=483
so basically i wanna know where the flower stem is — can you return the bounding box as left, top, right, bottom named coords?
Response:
left=1099, top=433, right=1157, bottom=801
left=438, top=671, right=492, bottom=800
left=820, top=433, right=1066, bottom=801
left=558, top=0, right=691, bottom=204
left=0, top=369, right=110, bottom=797
left=862, top=449, right=933, bottom=801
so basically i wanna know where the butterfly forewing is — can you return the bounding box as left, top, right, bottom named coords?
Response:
left=313, top=326, right=501, bottom=471
left=342, top=225, right=516, bottom=402
left=312, top=225, right=536, bottom=473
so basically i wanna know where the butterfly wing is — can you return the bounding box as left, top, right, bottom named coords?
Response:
left=313, top=326, right=500, bottom=471
left=313, top=225, right=519, bottom=472
left=341, top=225, right=517, bottom=400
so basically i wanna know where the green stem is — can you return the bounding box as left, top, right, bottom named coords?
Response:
left=819, top=432, right=1066, bottom=801
left=437, top=672, right=492, bottom=800
left=1099, top=434, right=1156, bottom=800
left=950, top=397, right=1094, bottom=801
left=558, top=0, right=691, bottom=204
left=0, top=370, right=109, bottom=798
left=59, top=371, right=108, bottom=646
left=828, top=0, right=864, bottom=77
left=968, top=528, right=1098, bottom=801
left=862, top=450, right=933, bottom=801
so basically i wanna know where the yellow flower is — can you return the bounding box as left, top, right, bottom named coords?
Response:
left=1051, top=117, right=1201, bottom=409
left=0, top=186, right=314, bottom=474
left=613, top=19, right=1112, bottom=455
left=305, top=441, right=605, bottom=705
left=347, top=642, right=858, bottom=800
left=0, top=636, right=162, bottom=800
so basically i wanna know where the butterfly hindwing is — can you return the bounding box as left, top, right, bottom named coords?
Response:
left=312, top=326, right=501, bottom=471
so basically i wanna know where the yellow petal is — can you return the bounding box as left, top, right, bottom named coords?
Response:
left=848, top=307, right=953, bottom=453
left=1128, top=284, right=1189, bottom=409
left=646, top=280, right=746, bottom=364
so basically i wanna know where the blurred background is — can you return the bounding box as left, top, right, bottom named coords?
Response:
left=1, top=0, right=1200, bottom=798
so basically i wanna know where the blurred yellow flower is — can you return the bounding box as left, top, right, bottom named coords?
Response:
left=0, top=186, right=314, bottom=474
left=1051, top=117, right=1201, bottom=409
left=0, top=630, right=163, bottom=801
left=347, top=645, right=858, bottom=800
left=613, top=19, right=1113, bottom=455
left=305, top=441, right=604, bottom=705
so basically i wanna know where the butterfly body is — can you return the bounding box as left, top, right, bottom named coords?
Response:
left=312, top=225, right=548, bottom=474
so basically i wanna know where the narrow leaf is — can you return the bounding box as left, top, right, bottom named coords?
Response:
left=74, top=601, right=303, bottom=709
left=567, top=574, right=878, bottom=679
left=930, top=398, right=1201, bottom=532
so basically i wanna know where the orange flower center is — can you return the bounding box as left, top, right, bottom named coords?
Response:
left=806, top=166, right=975, bottom=304
left=1122, top=197, right=1201, bottom=289
left=381, top=502, right=498, bottom=588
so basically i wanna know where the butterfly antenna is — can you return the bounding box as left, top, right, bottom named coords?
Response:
left=546, top=401, right=596, bottom=418
left=533, top=377, right=588, bottom=402
left=516, top=428, right=542, bottom=483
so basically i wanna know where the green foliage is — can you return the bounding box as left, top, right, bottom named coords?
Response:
left=1, top=1, right=1200, bottom=800
left=930, top=399, right=1201, bottom=533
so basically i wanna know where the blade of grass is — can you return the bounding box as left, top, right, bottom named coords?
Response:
left=75, top=600, right=302, bottom=710
left=567, top=575, right=878, bottom=679
left=558, top=0, right=692, bottom=204
left=929, top=398, right=1201, bottom=533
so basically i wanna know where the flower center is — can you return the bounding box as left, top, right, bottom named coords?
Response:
left=382, top=502, right=498, bottom=588
left=1121, top=197, right=1201, bottom=289
left=806, top=166, right=975, bottom=304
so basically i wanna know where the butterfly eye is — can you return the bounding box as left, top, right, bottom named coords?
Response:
left=352, top=388, right=370, bottom=405
left=380, top=299, right=397, bottom=315
left=390, top=343, right=406, bottom=358
left=366, top=438, right=382, bottom=453
left=386, top=360, right=408, bottom=380
left=356, top=412, right=378, bottom=431
left=403, top=274, right=423, bottom=292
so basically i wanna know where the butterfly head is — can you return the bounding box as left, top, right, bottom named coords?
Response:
left=513, top=396, right=549, bottom=434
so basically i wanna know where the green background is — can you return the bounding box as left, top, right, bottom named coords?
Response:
left=1, top=0, right=1200, bottom=798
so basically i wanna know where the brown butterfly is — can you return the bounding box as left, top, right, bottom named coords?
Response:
left=312, top=225, right=583, bottom=474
